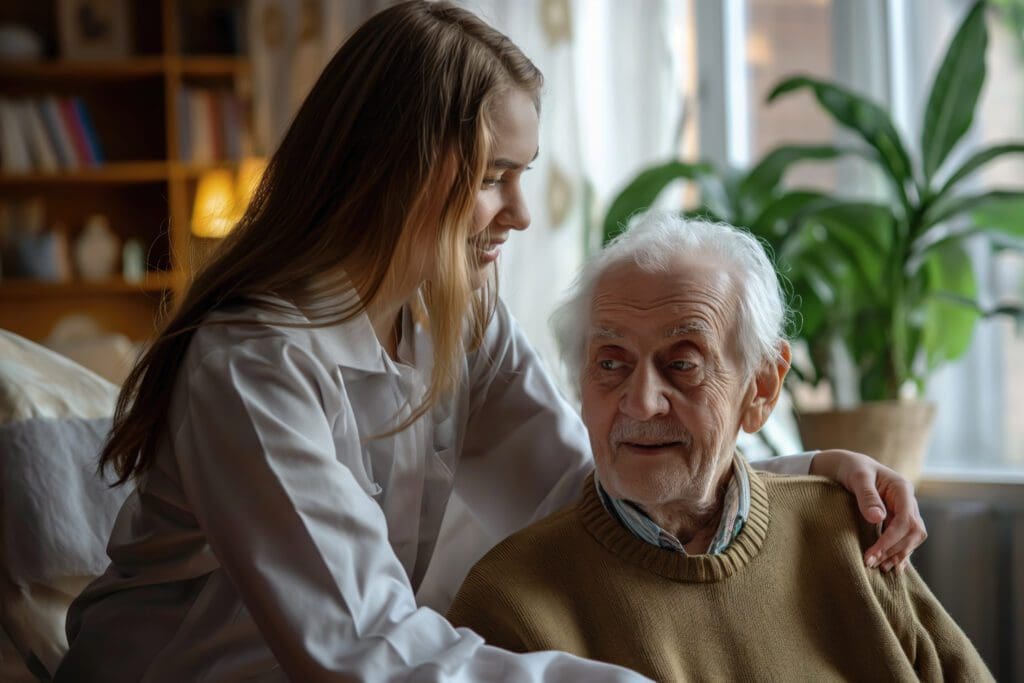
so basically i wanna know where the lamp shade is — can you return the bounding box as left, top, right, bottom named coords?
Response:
left=191, top=169, right=236, bottom=238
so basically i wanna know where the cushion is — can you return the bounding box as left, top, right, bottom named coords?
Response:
left=0, top=330, right=131, bottom=678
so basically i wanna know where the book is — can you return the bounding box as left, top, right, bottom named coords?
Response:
left=220, top=90, right=242, bottom=161
left=72, top=98, right=105, bottom=165
left=0, top=98, right=32, bottom=173
left=20, top=99, right=60, bottom=172
left=177, top=87, right=192, bottom=162
left=39, top=97, right=77, bottom=169
left=58, top=97, right=95, bottom=167
left=188, top=88, right=215, bottom=164
left=206, top=88, right=225, bottom=161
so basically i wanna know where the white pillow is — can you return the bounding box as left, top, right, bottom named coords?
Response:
left=0, top=330, right=129, bottom=678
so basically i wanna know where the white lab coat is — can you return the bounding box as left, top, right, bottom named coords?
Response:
left=58, top=297, right=809, bottom=682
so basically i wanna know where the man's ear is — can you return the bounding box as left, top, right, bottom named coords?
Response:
left=740, top=341, right=791, bottom=434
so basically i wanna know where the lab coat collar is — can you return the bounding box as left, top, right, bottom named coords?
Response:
left=313, top=287, right=431, bottom=378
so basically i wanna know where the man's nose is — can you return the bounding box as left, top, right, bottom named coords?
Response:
left=619, top=362, right=670, bottom=421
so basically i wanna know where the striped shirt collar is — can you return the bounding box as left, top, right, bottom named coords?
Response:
left=595, top=451, right=751, bottom=555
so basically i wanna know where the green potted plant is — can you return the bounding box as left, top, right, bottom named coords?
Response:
left=603, top=0, right=1024, bottom=478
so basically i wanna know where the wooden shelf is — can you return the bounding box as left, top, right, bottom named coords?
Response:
left=0, top=56, right=249, bottom=80
left=0, top=0, right=249, bottom=343
left=0, top=272, right=176, bottom=298
left=0, top=162, right=171, bottom=184
left=170, top=160, right=240, bottom=178
left=0, top=58, right=167, bottom=80
left=175, top=56, right=249, bottom=77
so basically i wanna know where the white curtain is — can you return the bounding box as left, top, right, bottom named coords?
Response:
left=247, top=0, right=396, bottom=155
left=464, top=0, right=685, bottom=391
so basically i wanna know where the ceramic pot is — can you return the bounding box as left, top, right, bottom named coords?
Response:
left=73, top=215, right=120, bottom=281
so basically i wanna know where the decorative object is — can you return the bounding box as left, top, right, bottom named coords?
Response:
left=57, top=0, right=131, bottom=61
left=601, top=1, right=1024, bottom=478
left=10, top=231, right=66, bottom=281
left=0, top=199, right=71, bottom=281
left=191, top=169, right=237, bottom=238
left=73, top=214, right=119, bottom=281
left=121, top=238, right=144, bottom=283
left=540, top=0, right=572, bottom=46
left=0, top=24, right=44, bottom=60
left=546, top=161, right=574, bottom=229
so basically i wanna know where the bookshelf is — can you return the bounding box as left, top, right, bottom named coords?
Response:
left=0, top=0, right=249, bottom=344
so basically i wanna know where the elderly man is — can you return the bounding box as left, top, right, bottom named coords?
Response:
left=446, top=211, right=990, bottom=682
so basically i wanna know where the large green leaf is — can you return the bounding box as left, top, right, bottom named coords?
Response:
left=914, top=194, right=1024, bottom=259
left=925, top=189, right=1024, bottom=227
left=768, top=76, right=915, bottom=203
left=750, top=190, right=828, bottom=250
left=970, top=194, right=1024, bottom=240
left=603, top=160, right=713, bottom=244
left=920, top=242, right=981, bottom=370
left=799, top=202, right=894, bottom=305
left=921, top=1, right=988, bottom=183
left=935, top=143, right=1024, bottom=201
left=737, top=145, right=849, bottom=213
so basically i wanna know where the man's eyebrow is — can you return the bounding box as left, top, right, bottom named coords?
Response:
left=665, top=321, right=711, bottom=338
left=590, top=326, right=623, bottom=339
left=490, top=148, right=540, bottom=170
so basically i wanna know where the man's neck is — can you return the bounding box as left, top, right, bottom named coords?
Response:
left=641, top=460, right=735, bottom=554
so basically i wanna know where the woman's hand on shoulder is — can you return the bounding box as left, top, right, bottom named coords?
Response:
left=810, top=448, right=927, bottom=573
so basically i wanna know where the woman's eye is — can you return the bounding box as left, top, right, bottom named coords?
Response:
left=668, top=360, right=696, bottom=372
left=599, top=359, right=623, bottom=371
left=482, top=177, right=502, bottom=188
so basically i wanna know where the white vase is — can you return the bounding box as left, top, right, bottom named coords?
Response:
left=73, top=215, right=120, bottom=281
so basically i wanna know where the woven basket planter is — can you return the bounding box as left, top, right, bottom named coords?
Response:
left=797, top=401, right=937, bottom=484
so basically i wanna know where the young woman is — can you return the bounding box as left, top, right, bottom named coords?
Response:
left=56, top=2, right=926, bottom=681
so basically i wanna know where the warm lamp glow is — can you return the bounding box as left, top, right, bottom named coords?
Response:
left=235, top=157, right=267, bottom=214
left=191, top=169, right=237, bottom=238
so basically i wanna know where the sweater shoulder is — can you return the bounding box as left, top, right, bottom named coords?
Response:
left=762, top=473, right=879, bottom=547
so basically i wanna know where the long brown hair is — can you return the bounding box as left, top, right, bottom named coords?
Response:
left=101, top=1, right=543, bottom=484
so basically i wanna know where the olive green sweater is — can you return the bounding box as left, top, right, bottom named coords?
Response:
left=447, top=466, right=992, bottom=682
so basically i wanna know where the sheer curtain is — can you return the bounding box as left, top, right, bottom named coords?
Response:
left=465, top=0, right=685, bottom=390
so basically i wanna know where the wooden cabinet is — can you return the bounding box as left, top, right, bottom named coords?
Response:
left=0, top=0, right=249, bottom=343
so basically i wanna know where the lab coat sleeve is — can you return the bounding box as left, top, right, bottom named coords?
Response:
left=750, top=452, right=814, bottom=475
left=457, top=302, right=812, bottom=540
left=457, top=302, right=594, bottom=540
left=174, top=338, right=650, bottom=682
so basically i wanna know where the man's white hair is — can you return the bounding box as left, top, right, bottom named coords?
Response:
left=551, top=209, right=790, bottom=387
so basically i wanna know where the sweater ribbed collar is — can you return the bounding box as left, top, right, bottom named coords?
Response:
left=580, top=457, right=770, bottom=583
left=595, top=451, right=750, bottom=555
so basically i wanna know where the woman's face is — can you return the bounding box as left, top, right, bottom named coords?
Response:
left=468, top=88, right=539, bottom=283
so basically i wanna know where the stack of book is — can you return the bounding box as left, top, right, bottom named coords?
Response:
left=177, top=87, right=248, bottom=164
left=0, top=96, right=105, bottom=173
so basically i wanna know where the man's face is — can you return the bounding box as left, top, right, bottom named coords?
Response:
left=580, top=256, right=758, bottom=511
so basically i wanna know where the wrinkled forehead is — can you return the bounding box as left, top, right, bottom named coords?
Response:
left=586, top=258, right=740, bottom=346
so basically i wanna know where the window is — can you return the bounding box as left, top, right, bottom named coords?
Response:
left=699, top=0, right=1024, bottom=474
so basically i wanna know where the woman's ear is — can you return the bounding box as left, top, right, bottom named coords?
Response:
left=740, top=342, right=791, bottom=434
